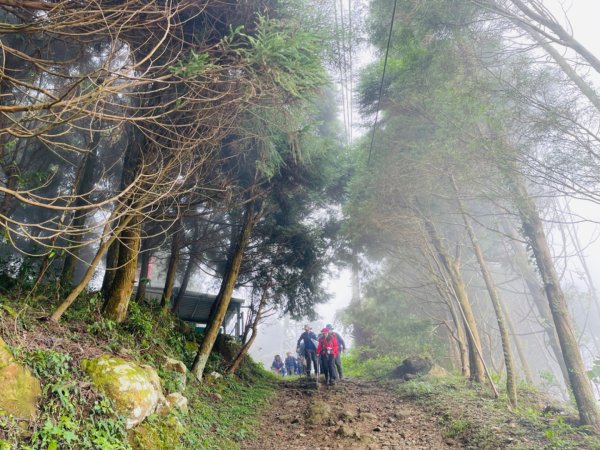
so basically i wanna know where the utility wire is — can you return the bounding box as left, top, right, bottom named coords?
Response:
left=367, top=0, right=398, bottom=165
left=339, top=0, right=351, bottom=145
left=334, top=0, right=349, bottom=145
left=347, top=0, right=353, bottom=144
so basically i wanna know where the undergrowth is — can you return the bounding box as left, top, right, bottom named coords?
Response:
left=341, top=349, right=403, bottom=379
left=0, top=290, right=276, bottom=449
left=396, top=376, right=600, bottom=450
left=343, top=353, right=600, bottom=449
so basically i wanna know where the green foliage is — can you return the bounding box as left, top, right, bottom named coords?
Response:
left=587, top=359, right=600, bottom=381
left=235, top=15, right=330, bottom=98
left=15, top=348, right=130, bottom=450
left=341, top=350, right=404, bottom=379
left=180, top=375, right=274, bottom=449
left=22, top=349, right=71, bottom=382
left=170, top=51, right=216, bottom=78
left=446, top=418, right=471, bottom=439
left=122, top=302, right=153, bottom=339
left=341, top=281, right=444, bottom=363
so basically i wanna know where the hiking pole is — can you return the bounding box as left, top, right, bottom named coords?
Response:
left=315, top=353, right=320, bottom=389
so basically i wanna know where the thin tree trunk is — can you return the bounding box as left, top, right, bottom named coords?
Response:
left=507, top=0, right=600, bottom=75
left=560, top=200, right=600, bottom=344
left=453, top=176, right=517, bottom=407
left=227, top=285, right=269, bottom=375
left=422, top=216, right=486, bottom=383
left=191, top=200, right=259, bottom=381
left=505, top=304, right=534, bottom=385
left=161, top=222, right=184, bottom=311
left=433, top=274, right=469, bottom=376
left=519, top=25, right=600, bottom=112
left=508, top=171, right=600, bottom=431
left=102, top=214, right=142, bottom=323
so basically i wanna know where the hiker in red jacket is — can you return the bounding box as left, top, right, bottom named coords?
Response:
left=317, top=328, right=338, bottom=385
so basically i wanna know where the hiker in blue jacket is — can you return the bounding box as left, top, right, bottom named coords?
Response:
left=284, top=352, right=298, bottom=376
left=271, top=354, right=285, bottom=376
left=296, top=324, right=318, bottom=378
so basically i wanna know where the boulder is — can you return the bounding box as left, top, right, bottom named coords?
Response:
left=159, top=357, right=187, bottom=392
left=428, top=364, right=448, bottom=378
left=163, top=357, right=187, bottom=374
left=391, top=356, right=433, bottom=380
left=0, top=337, right=41, bottom=420
left=156, top=393, right=188, bottom=416
left=128, top=415, right=184, bottom=450
left=82, top=355, right=166, bottom=429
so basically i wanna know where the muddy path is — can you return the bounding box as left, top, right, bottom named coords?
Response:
left=242, top=378, right=455, bottom=450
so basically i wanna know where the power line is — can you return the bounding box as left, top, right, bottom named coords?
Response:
left=333, top=0, right=349, bottom=145
left=347, top=0, right=353, bottom=144
left=339, top=0, right=351, bottom=145
left=367, top=0, right=398, bottom=165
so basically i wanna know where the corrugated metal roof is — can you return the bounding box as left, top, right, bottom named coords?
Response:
left=143, top=287, right=244, bottom=324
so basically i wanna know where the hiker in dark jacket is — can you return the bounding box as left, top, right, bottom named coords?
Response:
left=271, top=354, right=285, bottom=376
left=326, top=324, right=346, bottom=380
left=296, top=324, right=318, bottom=378
left=284, top=352, right=298, bottom=376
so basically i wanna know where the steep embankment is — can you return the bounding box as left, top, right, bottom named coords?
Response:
left=0, top=297, right=276, bottom=450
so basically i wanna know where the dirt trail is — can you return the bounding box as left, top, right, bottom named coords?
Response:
left=243, top=378, right=454, bottom=450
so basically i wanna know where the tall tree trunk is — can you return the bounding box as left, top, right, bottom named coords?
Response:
left=172, top=256, right=194, bottom=312
left=172, top=219, right=209, bottom=311
left=351, top=245, right=360, bottom=304
left=503, top=220, right=571, bottom=387
left=227, top=284, right=269, bottom=375
left=507, top=171, right=600, bottom=431
left=135, top=247, right=152, bottom=303
left=453, top=176, right=517, bottom=406
left=102, top=215, right=142, bottom=323
left=100, top=122, right=145, bottom=298
left=101, top=240, right=120, bottom=299
left=422, top=216, right=486, bottom=383
left=61, top=137, right=100, bottom=285
left=191, top=200, right=259, bottom=381
left=50, top=211, right=134, bottom=321
left=161, top=222, right=184, bottom=311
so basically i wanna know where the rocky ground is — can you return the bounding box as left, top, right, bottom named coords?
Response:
left=242, top=378, right=453, bottom=450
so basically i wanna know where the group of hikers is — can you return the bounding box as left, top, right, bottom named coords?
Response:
left=271, top=323, right=346, bottom=386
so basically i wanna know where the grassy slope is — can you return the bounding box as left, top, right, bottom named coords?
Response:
left=0, top=292, right=275, bottom=450
left=343, top=352, right=600, bottom=450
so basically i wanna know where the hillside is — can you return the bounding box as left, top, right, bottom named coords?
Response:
left=2, top=294, right=600, bottom=449
left=0, top=295, right=275, bottom=449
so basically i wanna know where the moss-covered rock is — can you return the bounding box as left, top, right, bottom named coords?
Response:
left=306, top=399, right=331, bottom=425
left=0, top=337, right=41, bottom=421
left=82, top=355, right=166, bottom=429
left=128, top=415, right=183, bottom=450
